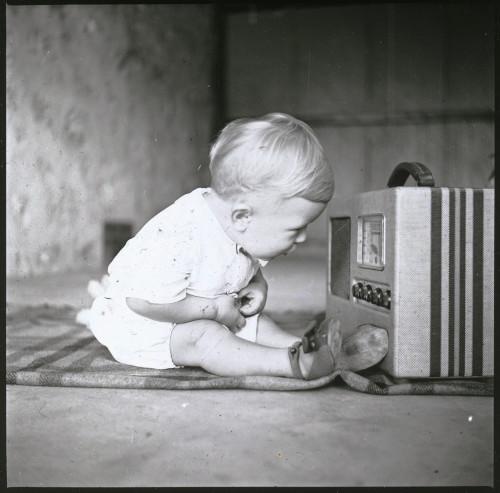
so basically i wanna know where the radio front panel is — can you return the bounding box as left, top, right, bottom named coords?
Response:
left=328, top=189, right=398, bottom=375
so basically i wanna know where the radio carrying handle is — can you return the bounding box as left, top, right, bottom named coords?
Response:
left=387, top=162, right=435, bottom=188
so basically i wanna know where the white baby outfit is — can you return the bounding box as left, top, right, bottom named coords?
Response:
left=84, top=188, right=267, bottom=369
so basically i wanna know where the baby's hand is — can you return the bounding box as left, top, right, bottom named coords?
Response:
left=238, top=283, right=267, bottom=317
left=214, top=294, right=246, bottom=331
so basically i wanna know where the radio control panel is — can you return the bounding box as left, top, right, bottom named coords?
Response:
left=352, top=280, right=391, bottom=310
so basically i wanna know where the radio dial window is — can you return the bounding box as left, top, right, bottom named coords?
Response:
left=357, top=214, right=385, bottom=270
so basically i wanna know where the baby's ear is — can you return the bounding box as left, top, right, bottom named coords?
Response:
left=231, top=203, right=252, bottom=232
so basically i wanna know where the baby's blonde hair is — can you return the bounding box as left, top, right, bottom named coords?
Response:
left=209, top=113, right=334, bottom=202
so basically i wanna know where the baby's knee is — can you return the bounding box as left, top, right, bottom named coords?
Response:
left=170, top=319, right=228, bottom=366
left=188, top=319, right=227, bottom=345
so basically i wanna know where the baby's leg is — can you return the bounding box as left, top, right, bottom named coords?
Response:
left=170, top=319, right=296, bottom=377
left=255, top=313, right=301, bottom=348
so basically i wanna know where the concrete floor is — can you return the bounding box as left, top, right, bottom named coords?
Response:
left=6, top=247, right=494, bottom=487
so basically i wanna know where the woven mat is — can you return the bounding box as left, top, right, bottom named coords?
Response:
left=6, top=304, right=493, bottom=395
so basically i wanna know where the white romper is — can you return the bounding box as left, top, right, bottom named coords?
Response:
left=85, top=188, right=266, bottom=369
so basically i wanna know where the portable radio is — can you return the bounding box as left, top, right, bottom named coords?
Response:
left=327, top=162, right=494, bottom=378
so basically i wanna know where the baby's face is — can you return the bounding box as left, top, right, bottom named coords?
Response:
left=240, top=194, right=326, bottom=261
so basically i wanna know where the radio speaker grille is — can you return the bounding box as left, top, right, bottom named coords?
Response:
left=330, top=217, right=351, bottom=300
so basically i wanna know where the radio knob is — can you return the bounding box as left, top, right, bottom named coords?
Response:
left=352, top=282, right=363, bottom=298
left=383, top=290, right=391, bottom=309
left=374, top=288, right=384, bottom=305
left=363, top=284, right=373, bottom=302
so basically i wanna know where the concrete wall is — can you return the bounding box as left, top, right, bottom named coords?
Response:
left=226, top=3, right=495, bottom=243
left=7, top=4, right=215, bottom=277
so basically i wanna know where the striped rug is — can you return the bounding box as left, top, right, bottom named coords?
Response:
left=6, top=304, right=493, bottom=394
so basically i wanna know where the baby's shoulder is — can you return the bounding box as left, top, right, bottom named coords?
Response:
left=141, top=189, right=206, bottom=237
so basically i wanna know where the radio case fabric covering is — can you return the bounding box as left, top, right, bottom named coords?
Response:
left=327, top=186, right=494, bottom=378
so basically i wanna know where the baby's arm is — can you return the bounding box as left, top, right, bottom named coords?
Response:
left=126, top=294, right=246, bottom=330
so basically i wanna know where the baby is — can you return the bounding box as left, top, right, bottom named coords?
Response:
left=79, top=113, right=387, bottom=379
